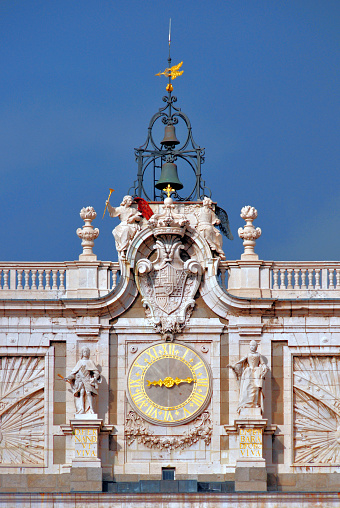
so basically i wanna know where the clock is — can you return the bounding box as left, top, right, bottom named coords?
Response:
left=127, top=342, right=212, bottom=426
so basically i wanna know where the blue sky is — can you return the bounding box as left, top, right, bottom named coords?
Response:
left=1, top=1, right=339, bottom=262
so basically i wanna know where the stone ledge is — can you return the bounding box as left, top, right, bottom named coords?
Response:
left=1, top=492, right=340, bottom=507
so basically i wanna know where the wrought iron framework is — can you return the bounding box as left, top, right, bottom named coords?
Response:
left=128, top=60, right=212, bottom=202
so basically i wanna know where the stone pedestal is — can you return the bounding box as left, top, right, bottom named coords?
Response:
left=71, top=415, right=102, bottom=468
left=69, top=415, right=103, bottom=492
left=60, top=414, right=114, bottom=492
left=225, top=416, right=276, bottom=493
left=235, top=419, right=267, bottom=492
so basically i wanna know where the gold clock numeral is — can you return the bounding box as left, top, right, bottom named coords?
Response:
left=159, top=343, right=177, bottom=356
left=183, top=407, right=192, bottom=416
left=190, top=392, right=206, bottom=406
left=145, top=347, right=159, bottom=361
left=192, top=361, right=203, bottom=371
left=133, top=392, right=146, bottom=407
left=196, top=377, right=209, bottom=387
left=144, top=405, right=158, bottom=418
left=163, top=411, right=174, bottom=421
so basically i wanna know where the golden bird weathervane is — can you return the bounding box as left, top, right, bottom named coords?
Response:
left=155, top=19, right=183, bottom=92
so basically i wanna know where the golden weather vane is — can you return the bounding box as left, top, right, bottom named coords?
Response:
left=155, top=61, right=184, bottom=81
left=155, top=19, right=184, bottom=92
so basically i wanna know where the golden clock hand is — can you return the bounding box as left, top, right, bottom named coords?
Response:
left=147, top=379, right=163, bottom=387
left=146, top=376, right=194, bottom=388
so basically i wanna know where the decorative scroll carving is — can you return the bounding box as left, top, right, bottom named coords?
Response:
left=0, top=356, right=44, bottom=465
left=125, top=410, right=212, bottom=450
left=293, top=356, right=340, bottom=464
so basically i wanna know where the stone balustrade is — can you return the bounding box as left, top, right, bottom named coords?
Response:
left=270, top=261, right=340, bottom=293
left=2, top=258, right=339, bottom=300
left=221, top=260, right=340, bottom=298
left=0, top=262, right=120, bottom=299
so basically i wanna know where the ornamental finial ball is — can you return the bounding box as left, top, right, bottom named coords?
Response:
left=164, top=197, right=173, bottom=206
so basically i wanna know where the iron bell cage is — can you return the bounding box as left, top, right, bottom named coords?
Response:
left=128, top=90, right=212, bottom=202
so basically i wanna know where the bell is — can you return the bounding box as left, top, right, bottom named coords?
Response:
left=155, top=162, right=183, bottom=191
left=160, top=125, right=180, bottom=146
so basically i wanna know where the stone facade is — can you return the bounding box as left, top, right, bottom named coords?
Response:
left=1, top=199, right=340, bottom=507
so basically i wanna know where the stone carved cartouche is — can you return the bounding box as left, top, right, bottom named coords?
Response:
left=136, top=198, right=201, bottom=334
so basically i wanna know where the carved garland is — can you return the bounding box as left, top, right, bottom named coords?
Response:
left=125, top=411, right=212, bottom=451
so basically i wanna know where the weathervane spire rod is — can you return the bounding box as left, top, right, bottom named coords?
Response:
left=155, top=20, right=183, bottom=92
left=168, top=18, right=171, bottom=62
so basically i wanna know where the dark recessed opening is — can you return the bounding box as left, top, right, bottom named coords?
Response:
left=162, top=467, right=175, bottom=480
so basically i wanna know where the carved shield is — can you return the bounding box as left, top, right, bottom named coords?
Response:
left=136, top=233, right=202, bottom=333
left=151, top=264, right=187, bottom=314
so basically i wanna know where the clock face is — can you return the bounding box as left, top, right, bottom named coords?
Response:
left=127, top=342, right=212, bottom=426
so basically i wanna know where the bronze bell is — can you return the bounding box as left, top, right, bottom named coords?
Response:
left=155, top=162, right=183, bottom=191
left=160, top=124, right=180, bottom=146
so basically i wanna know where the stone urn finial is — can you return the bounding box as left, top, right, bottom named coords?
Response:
left=238, top=206, right=262, bottom=260
left=76, top=207, right=99, bottom=260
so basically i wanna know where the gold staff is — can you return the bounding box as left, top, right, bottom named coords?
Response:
left=57, top=373, right=72, bottom=385
left=102, top=188, right=115, bottom=219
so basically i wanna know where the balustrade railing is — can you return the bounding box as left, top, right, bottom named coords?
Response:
left=219, top=260, right=340, bottom=298
left=0, top=262, right=120, bottom=299
left=270, top=262, right=340, bottom=291
left=0, top=263, right=67, bottom=293
left=2, top=259, right=340, bottom=300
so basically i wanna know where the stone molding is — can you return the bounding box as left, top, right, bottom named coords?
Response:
left=224, top=419, right=276, bottom=435
left=60, top=419, right=114, bottom=435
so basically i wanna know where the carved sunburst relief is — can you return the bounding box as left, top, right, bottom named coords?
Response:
left=293, top=356, right=340, bottom=464
left=0, top=356, right=45, bottom=465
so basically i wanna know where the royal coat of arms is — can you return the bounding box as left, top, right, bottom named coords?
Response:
left=136, top=235, right=201, bottom=334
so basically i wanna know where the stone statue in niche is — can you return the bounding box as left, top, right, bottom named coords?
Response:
left=228, top=340, right=268, bottom=415
left=197, top=197, right=226, bottom=260
left=65, top=347, right=101, bottom=415
left=106, top=195, right=142, bottom=259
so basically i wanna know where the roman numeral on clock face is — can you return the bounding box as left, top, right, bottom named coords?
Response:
left=191, top=392, right=205, bottom=406
left=144, top=405, right=158, bottom=418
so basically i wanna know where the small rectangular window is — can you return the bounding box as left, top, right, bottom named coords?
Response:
left=162, top=467, right=175, bottom=480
